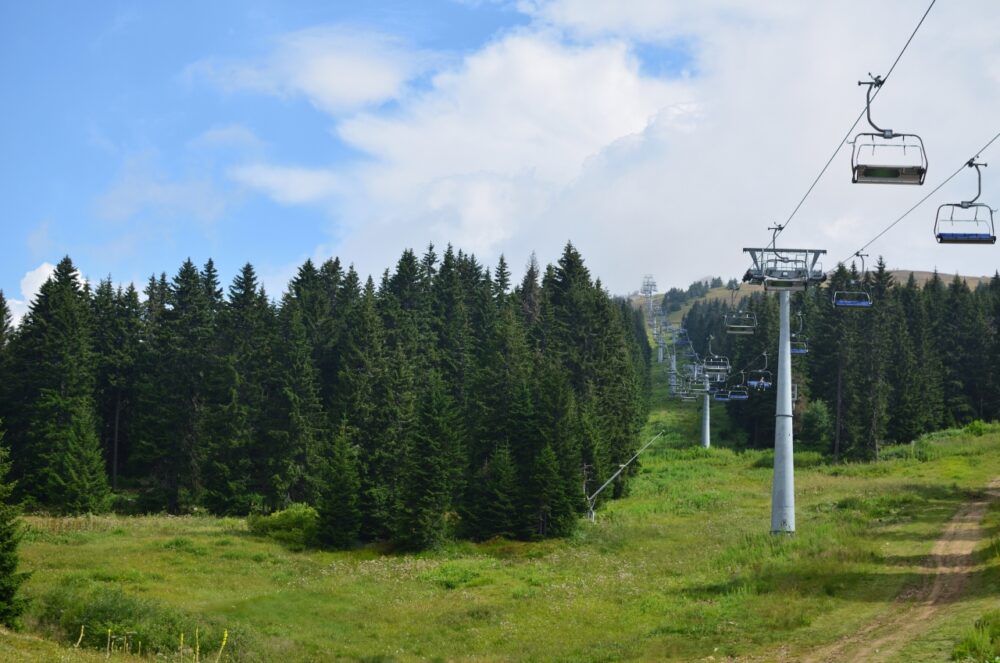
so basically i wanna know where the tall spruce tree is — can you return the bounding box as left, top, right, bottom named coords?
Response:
left=5, top=257, right=109, bottom=511
left=393, top=370, right=456, bottom=550
left=0, top=426, right=27, bottom=627
left=131, top=260, right=213, bottom=512
left=92, top=280, right=141, bottom=489
left=202, top=264, right=279, bottom=514
left=315, top=420, right=361, bottom=549
left=269, top=292, right=326, bottom=508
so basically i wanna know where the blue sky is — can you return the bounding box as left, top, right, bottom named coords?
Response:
left=0, top=1, right=535, bottom=307
left=2, top=1, right=998, bottom=320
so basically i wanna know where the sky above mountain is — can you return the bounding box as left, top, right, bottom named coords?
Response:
left=2, top=0, right=999, bottom=320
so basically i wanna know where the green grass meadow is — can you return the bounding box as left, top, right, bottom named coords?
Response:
left=6, top=358, right=1000, bottom=661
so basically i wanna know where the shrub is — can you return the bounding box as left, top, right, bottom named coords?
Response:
left=963, top=420, right=1000, bottom=438
left=751, top=450, right=825, bottom=469
left=953, top=609, right=1000, bottom=661
left=798, top=401, right=833, bottom=453
left=33, top=575, right=260, bottom=659
left=247, top=503, right=318, bottom=549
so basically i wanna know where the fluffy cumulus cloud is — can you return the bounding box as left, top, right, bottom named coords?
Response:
left=330, top=30, right=695, bottom=276
left=6, top=262, right=57, bottom=325
left=218, top=1, right=1000, bottom=292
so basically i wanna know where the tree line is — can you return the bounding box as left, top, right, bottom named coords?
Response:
left=679, top=260, right=1000, bottom=459
left=0, top=243, right=650, bottom=550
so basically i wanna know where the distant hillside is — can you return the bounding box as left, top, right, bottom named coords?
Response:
left=632, top=283, right=764, bottom=326
left=888, top=270, right=994, bottom=289
left=635, top=271, right=992, bottom=326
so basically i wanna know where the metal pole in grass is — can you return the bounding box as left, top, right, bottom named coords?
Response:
left=772, top=290, right=795, bottom=534
left=586, top=432, right=664, bottom=522
left=701, top=375, right=711, bottom=449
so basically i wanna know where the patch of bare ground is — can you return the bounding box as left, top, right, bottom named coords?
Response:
left=796, top=477, right=1000, bottom=663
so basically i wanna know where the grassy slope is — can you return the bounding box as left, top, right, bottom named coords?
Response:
left=5, top=359, right=1000, bottom=661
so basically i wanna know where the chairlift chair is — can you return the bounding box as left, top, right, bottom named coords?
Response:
left=725, top=285, right=757, bottom=335
left=935, top=160, right=996, bottom=244
left=747, top=353, right=773, bottom=390
left=790, top=313, right=809, bottom=354
left=725, top=311, right=757, bottom=335
left=713, top=390, right=731, bottom=402
left=728, top=372, right=750, bottom=401
left=703, top=336, right=731, bottom=377
left=850, top=75, right=927, bottom=185
left=833, top=252, right=874, bottom=309
left=748, top=371, right=773, bottom=390
left=832, top=291, right=873, bottom=308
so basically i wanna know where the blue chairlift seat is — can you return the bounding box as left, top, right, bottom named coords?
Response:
left=936, top=233, right=996, bottom=244
left=790, top=341, right=808, bottom=355
left=934, top=202, right=996, bottom=245
left=728, top=388, right=749, bottom=401
left=713, top=391, right=731, bottom=402
left=833, top=291, right=873, bottom=308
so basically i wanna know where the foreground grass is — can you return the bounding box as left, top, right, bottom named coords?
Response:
left=8, top=363, right=1000, bottom=660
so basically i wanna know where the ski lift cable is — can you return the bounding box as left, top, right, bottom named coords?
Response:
left=768, top=0, right=937, bottom=249
left=841, top=129, right=1000, bottom=263
left=586, top=431, right=665, bottom=506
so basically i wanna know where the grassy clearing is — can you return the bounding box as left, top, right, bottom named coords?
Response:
left=6, top=358, right=1000, bottom=661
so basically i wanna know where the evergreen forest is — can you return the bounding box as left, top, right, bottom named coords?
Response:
left=680, top=259, right=1000, bottom=459
left=0, top=243, right=650, bottom=550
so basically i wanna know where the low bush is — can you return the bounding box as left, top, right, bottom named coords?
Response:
left=953, top=609, right=1000, bottom=661
left=33, top=575, right=260, bottom=660
left=751, top=450, right=826, bottom=469
left=246, top=503, right=318, bottom=549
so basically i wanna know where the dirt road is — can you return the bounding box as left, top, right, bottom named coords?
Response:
left=801, top=477, right=1000, bottom=662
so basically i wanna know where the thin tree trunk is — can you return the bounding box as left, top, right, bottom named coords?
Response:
left=112, top=391, right=121, bottom=491
left=834, top=364, right=843, bottom=462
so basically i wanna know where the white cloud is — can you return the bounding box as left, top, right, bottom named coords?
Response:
left=96, top=152, right=227, bottom=222
left=189, top=124, right=263, bottom=150
left=196, top=1, right=1000, bottom=292
left=228, top=163, right=341, bottom=205
left=187, top=26, right=427, bottom=114
left=6, top=262, right=57, bottom=326
left=517, top=0, right=793, bottom=41
left=331, top=30, right=694, bottom=275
